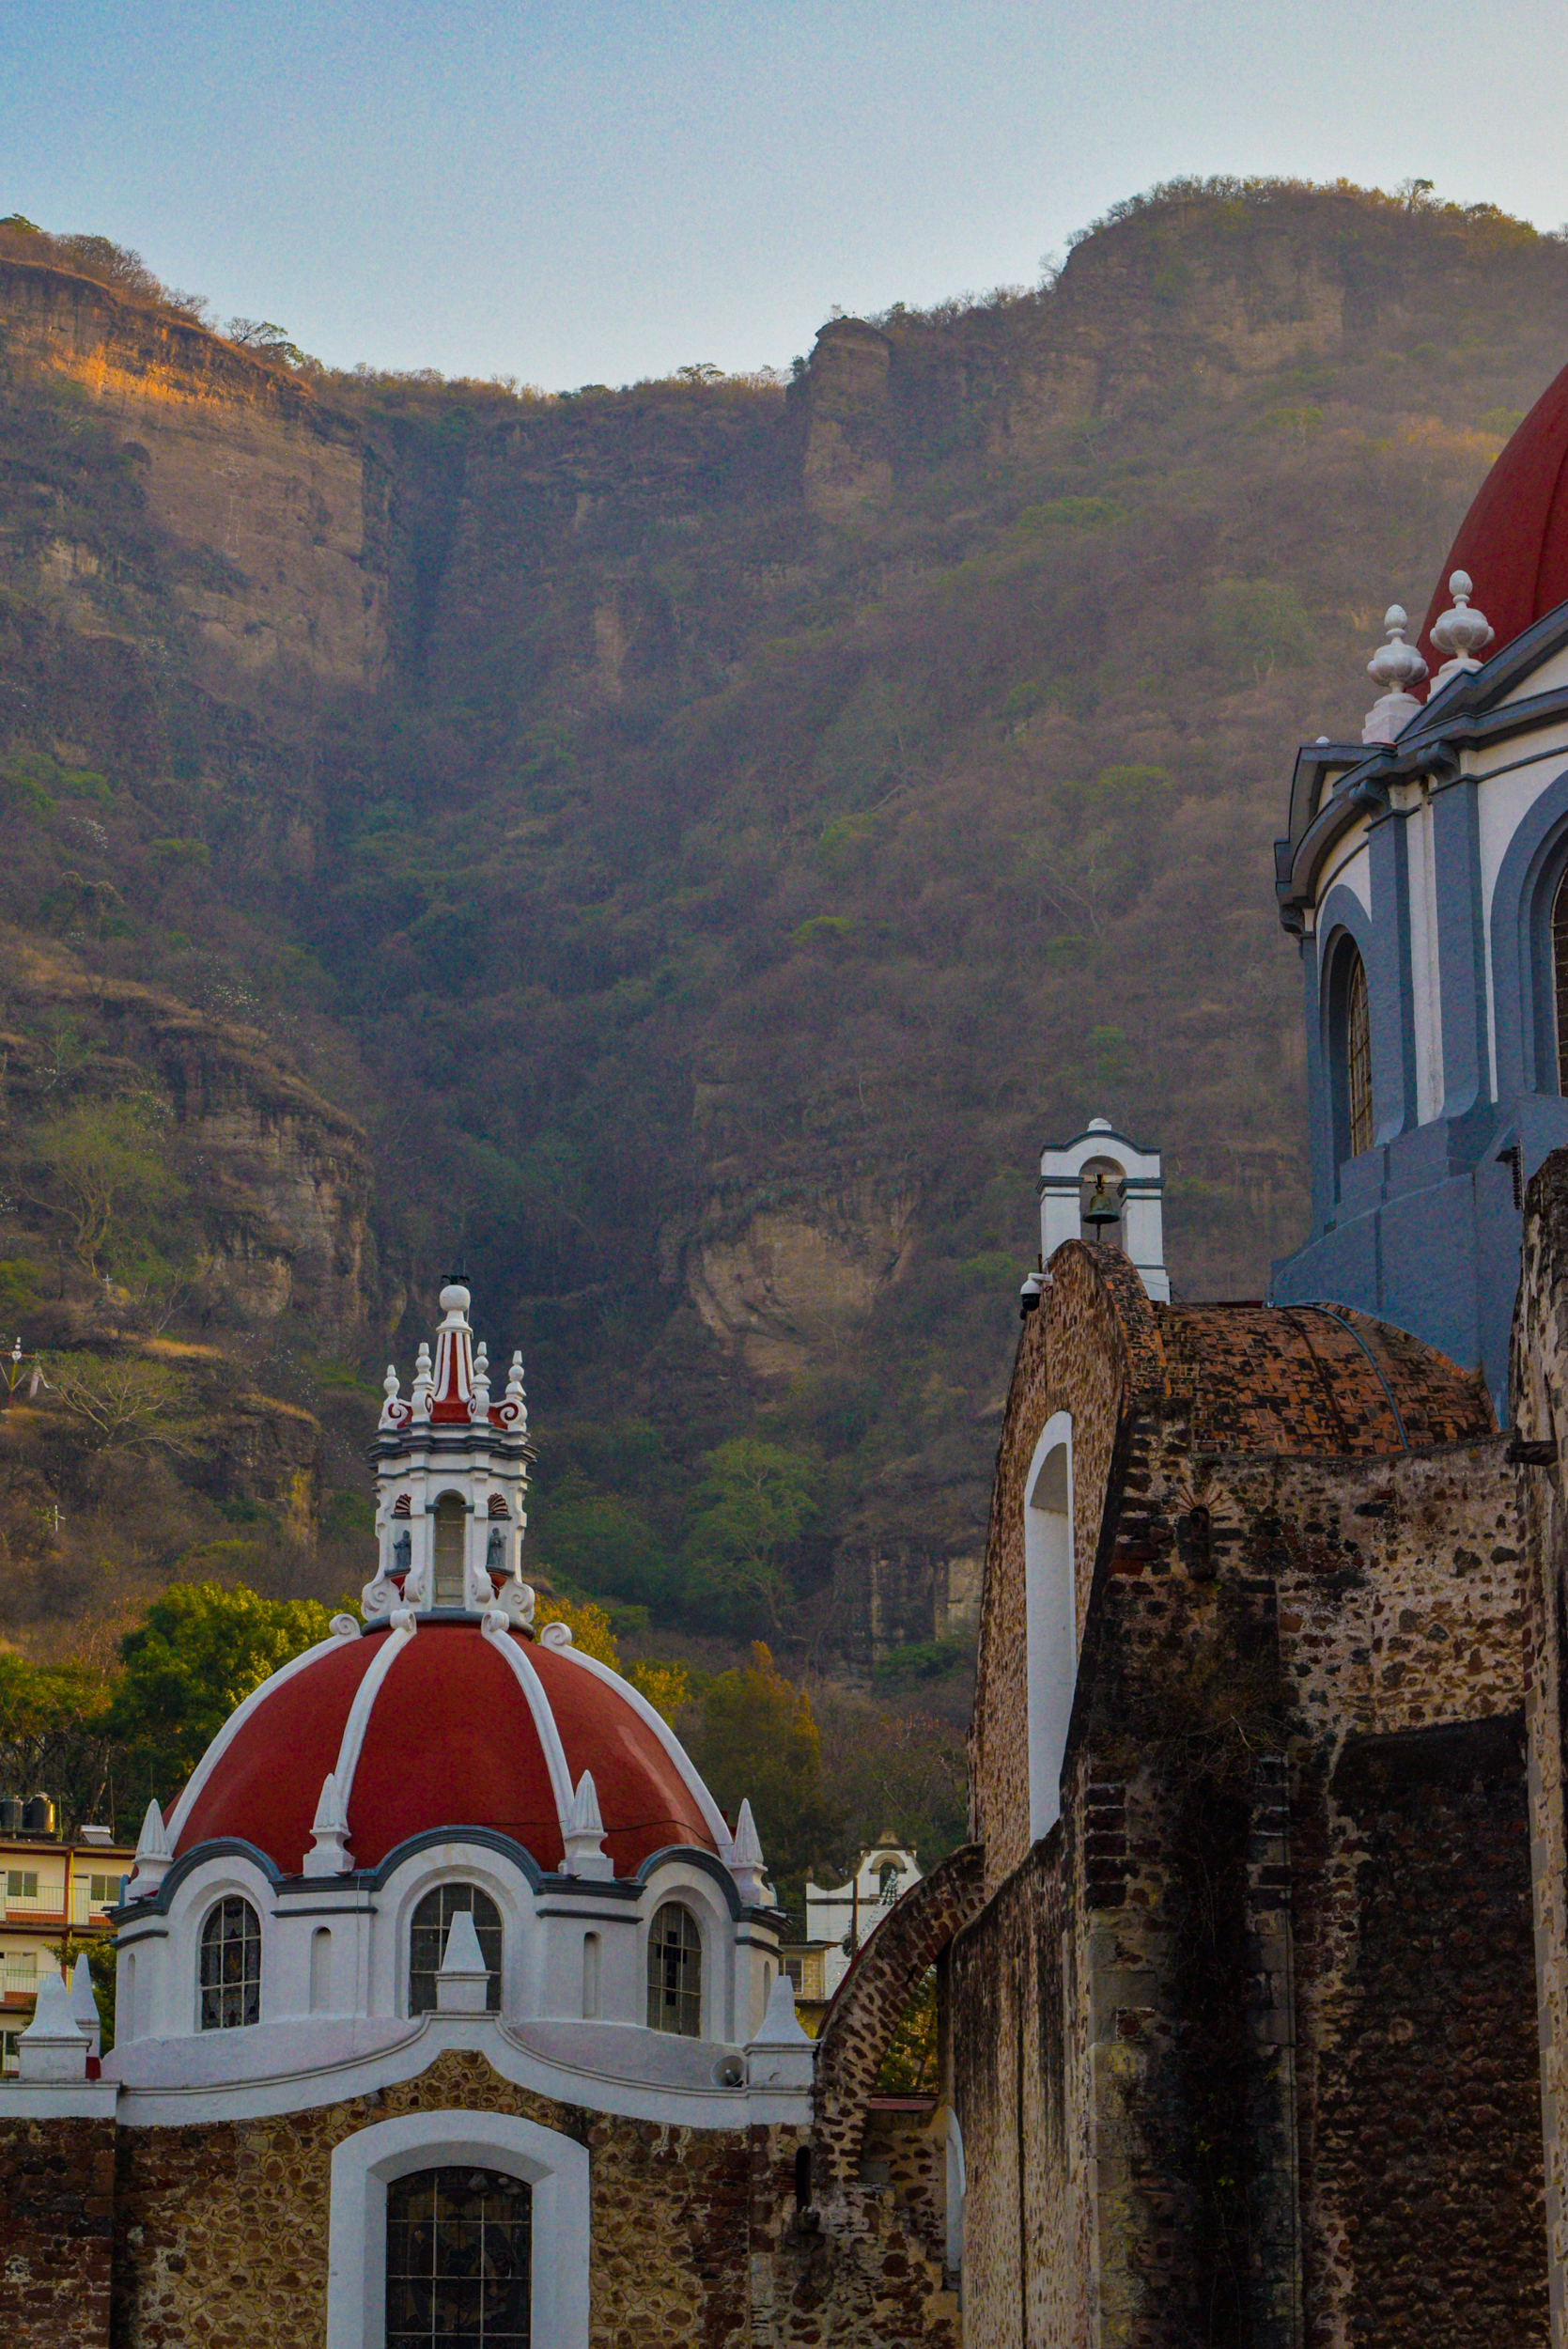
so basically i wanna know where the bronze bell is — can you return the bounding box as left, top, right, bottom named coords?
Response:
left=1082, top=1171, right=1124, bottom=1238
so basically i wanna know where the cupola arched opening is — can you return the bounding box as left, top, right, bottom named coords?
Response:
left=431, top=1491, right=468, bottom=1609
left=408, top=1884, right=503, bottom=2016
left=1326, top=934, right=1374, bottom=1162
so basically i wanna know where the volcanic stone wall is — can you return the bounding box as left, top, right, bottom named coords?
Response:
left=0, top=2114, right=115, bottom=2347
left=956, top=1239, right=1545, bottom=2347
left=0, top=2046, right=960, bottom=2347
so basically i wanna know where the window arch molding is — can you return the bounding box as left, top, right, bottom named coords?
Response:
left=377, top=1850, right=525, bottom=2023
left=1022, top=1410, right=1075, bottom=1844
left=637, top=1862, right=732, bottom=2041
left=326, top=2106, right=589, bottom=2349
left=1316, top=885, right=1379, bottom=1171
left=1488, top=767, right=1568, bottom=1098
left=197, top=1891, right=262, bottom=2031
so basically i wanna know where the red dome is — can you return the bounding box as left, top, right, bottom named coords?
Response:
left=169, top=1621, right=721, bottom=1878
left=1418, top=359, right=1568, bottom=673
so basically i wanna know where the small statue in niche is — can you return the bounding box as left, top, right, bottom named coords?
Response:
left=393, top=1529, right=412, bottom=1577
left=486, top=1526, right=504, bottom=1574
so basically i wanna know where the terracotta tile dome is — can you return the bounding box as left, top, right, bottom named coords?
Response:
left=1417, top=358, right=1568, bottom=673
left=168, top=1620, right=722, bottom=1878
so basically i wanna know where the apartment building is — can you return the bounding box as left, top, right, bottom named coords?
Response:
left=0, top=1806, right=132, bottom=2073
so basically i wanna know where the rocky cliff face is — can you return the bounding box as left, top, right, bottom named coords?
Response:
left=0, top=258, right=386, bottom=711
left=2, top=183, right=1565, bottom=1670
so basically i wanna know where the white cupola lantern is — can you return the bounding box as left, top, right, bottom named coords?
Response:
left=1038, top=1118, right=1169, bottom=1301
left=363, top=1280, right=536, bottom=1626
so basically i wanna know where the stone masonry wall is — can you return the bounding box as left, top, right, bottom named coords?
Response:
left=1312, top=1715, right=1547, bottom=2348
left=0, top=2114, right=116, bottom=2349
left=1514, top=1146, right=1568, bottom=2349
left=962, top=1238, right=1542, bottom=2349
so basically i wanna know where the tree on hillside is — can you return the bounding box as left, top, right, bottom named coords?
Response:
left=680, top=1441, right=820, bottom=1634
left=21, top=1101, right=188, bottom=1287
left=108, top=1582, right=336, bottom=1802
left=692, top=1644, right=844, bottom=1929
left=43, top=1355, right=204, bottom=1464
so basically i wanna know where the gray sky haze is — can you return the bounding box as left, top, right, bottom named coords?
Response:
left=6, top=0, right=1568, bottom=388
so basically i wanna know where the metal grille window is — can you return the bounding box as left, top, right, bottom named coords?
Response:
left=199, top=1895, right=261, bottom=2030
left=1345, top=952, right=1374, bottom=1158
left=646, top=1901, right=702, bottom=2036
left=1554, top=868, right=1568, bottom=1093
left=408, top=1884, right=503, bottom=2016
left=386, top=2167, right=532, bottom=2347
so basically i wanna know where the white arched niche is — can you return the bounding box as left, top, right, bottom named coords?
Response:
left=1023, top=1411, right=1075, bottom=1843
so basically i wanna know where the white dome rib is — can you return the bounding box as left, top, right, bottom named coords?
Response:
left=329, top=1616, right=418, bottom=1818
left=482, top=1615, right=575, bottom=1836
left=163, top=1632, right=352, bottom=1848
left=548, top=1641, right=731, bottom=1855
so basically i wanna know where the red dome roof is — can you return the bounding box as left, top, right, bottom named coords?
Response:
left=1418, top=359, right=1568, bottom=673
left=169, top=1621, right=722, bottom=1878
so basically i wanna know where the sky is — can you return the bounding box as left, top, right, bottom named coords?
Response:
left=7, top=0, right=1568, bottom=392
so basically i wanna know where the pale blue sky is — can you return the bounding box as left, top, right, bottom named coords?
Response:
left=5, top=0, right=1568, bottom=389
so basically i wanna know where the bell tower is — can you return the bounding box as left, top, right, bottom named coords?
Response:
left=1032, top=1118, right=1169, bottom=1302
left=363, top=1282, right=536, bottom=1626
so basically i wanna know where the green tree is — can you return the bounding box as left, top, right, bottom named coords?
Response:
left=0, top=1653, right=118, bottom=1829
left=22, top=1101, right=187, bottom=1283
left=107, top=1582, right=336, bottom=1801
left=42, top=1354, right=204, bottom=1464
left=680, top=1440, right=819, bottom=1633
left=536, top=1490, right=670, bottom=1608
left=693, top=1644, right=844, bottom=1930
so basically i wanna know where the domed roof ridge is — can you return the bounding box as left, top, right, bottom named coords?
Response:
left=1417, top=356, right=1568, bottom=674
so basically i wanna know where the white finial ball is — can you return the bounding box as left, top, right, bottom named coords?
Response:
left=439, top=1282, right=472, bottom=1315
left=1384, top=603, right=1407, bottom=632
left=1087, top=1116, right=1113, bottom=1131
left=1450, top=569, right=1472, bottom=599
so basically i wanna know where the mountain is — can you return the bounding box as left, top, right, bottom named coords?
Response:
left=0, top=182, right=1562, bottom=1672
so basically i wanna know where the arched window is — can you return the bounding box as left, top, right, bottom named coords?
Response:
left=1328, top=941, right=1374, bottom=1160
left=199, top=1895, right=261, bottom=2030
left=409, top=1885, right=503, bottom=2015
left=386, top=2167, right=532, bottom=2346
left=1024, top=1417, right=1074, bottom=1843
left=646, top=1902, right=702, bottom=2036
left=1553, top=866, right=1568, bottom=1093
left=877, top=1861, right=900, bottom=1904
left=432, top=1493, right=467, bottom=1608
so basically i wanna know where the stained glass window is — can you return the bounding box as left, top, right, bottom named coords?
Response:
left=1553, top=868, right=1568, bottom=1093
left=646, top=1902, right=702, bottom=2036
left=409, top=1884, right=503, bottom=2016
left=199, top=1895, right=260, bottom=2030
left=1344, top=951, right=1374, bottom=1158
left=386, top=2167, right=531, bottom=2347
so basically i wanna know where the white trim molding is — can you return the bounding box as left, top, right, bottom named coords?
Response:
left=327, top=2105, right=589, bottom=2349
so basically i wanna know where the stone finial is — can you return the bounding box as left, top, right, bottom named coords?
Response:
left=1430, top=569, right=1495, bottom=686
left=70, top=1952, right=101, bottom=2056
left=497, top=1348, right=528, bottom=1433
left=470, top=1341, right=491, bottom=1422
left=411, top=1342, right=434, bottom=1420
left=1362, top=603, right=1429, bottom=743
left=129, top=1797, right=172, bottom=1896
left=563, top=1768, right=614, bottom=1880
left=379, top=1363, right=408, bottom=1431
left=436, top=1906, right=491, bottom=2014
left=19, top=1968, right=88, bottom=2080
left=749, top=1969, right=812, bottom=2048
left=729, top=1797, right=773, bottom=1906
left=304, top=1770, right=354, bottom=1877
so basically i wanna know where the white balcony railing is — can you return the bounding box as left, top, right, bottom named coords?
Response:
left=3, top=1883, right=122, bottom=1926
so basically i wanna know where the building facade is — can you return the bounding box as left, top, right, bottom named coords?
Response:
left=939, top=349, right=1568, bottom=2347
left=0, top=1817, right=132, bottom=2076
left=0, top=1284, right=961, bottom=2347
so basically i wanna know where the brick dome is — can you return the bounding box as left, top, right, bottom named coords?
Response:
left=1418, top=358, right=1568, bottom=673
left=167, top=1619, right=722, bottom=1878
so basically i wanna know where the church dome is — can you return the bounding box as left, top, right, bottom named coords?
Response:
left=1417, top=357, right=1568, bottom=672
left=144, top=1282, right=742, bottom=1896
left=167, top=1617, right=723, bottom=1878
